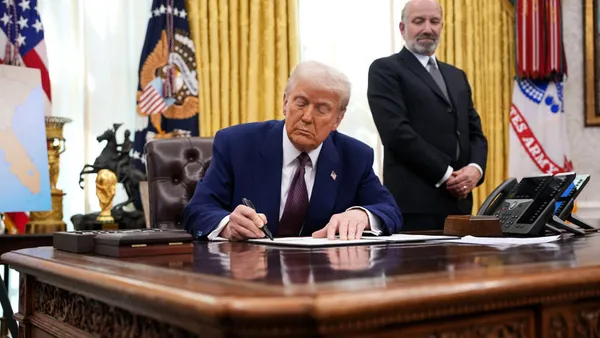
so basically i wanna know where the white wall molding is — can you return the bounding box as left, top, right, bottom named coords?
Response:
left=563, top=0, right=600, bottom=227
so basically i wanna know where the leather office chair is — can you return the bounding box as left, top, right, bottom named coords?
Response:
left=145, top=137, right=213, bottom=229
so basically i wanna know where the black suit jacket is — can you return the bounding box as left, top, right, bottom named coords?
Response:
left=367, top=47, right=488, bottom=215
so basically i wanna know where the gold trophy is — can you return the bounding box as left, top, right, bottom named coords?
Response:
left=95, top=169, right=118, bottom=230
left=26, top=116, right=72, bottom=233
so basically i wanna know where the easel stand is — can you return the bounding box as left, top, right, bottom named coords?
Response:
left=0, top=278, right=17, bottom=338
left=0, top=214, right=18, bottom=338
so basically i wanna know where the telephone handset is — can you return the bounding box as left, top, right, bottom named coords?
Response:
left=477, top=178, right=518, bottom=216
left=477, top=173, right=578, bottom=236
left=477, top=174, right=553, bottom=217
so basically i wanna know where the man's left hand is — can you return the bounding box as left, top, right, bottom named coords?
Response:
left=446, top=166, right=481, bottom=199
left=312, top=209, right=370, bottom=240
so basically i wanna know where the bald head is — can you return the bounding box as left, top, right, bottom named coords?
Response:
left=402, top=0, right=442, bottom=23
left=400, top=0, right=443, bottom=56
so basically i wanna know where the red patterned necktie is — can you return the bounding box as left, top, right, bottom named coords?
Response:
left=278, top=152, right=311, bottom=237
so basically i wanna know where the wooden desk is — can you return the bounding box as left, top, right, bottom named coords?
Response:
left=0, top=234, right=53, bottom=338
left=3, top=234, right=600, bottom=337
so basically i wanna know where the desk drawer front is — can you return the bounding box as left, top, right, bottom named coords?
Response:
left=542, top=299, right=600, bottom=338
left=350, top=310, right=535, bottom=338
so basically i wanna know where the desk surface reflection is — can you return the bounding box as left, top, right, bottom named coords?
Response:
left=2, top=233, right=599, bottom=338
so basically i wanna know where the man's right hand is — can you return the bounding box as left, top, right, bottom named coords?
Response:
left=220, top=204, right=267, bottom=241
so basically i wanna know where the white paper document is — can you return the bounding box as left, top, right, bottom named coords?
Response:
left=246, top=234, right=458, bottom=247
left=218, top=234, right=561, bottom=249
left=368, top=234, right=459, bottom=242
left=438, top=235, right=561, bottom=247
left=247, top=237, right=387, bottom=247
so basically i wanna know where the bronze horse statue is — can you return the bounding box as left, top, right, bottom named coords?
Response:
left=78, top=124, right=122, bottom=188
left=78, top=124, right=146, bottom=208
left=74, top=123, right=147, bottom=229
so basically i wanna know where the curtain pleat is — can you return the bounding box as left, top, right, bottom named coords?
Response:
left=438, top=0, right=515, bottom=212
left=187, top=0, right=298, bottom=137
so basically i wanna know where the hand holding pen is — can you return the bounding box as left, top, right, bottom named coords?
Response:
left=219, top=198, right=272, bottom=241
left=242, top=198, right=274, bottom=240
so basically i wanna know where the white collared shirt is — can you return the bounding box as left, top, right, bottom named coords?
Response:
left=208, top=124, right=382, bottom=239
left=408, top=49, right=438, bottom=71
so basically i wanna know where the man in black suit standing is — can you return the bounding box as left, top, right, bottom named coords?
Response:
left=367, top=0, right=488, bottom=231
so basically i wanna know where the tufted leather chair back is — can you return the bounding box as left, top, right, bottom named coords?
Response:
left=145, top=137, right=213, bottom=229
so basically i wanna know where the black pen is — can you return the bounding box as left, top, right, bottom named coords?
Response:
left=242, top=198, right=274, bottom=241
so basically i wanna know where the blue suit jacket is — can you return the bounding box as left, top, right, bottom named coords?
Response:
left=182, top=120, right=403, bottom=238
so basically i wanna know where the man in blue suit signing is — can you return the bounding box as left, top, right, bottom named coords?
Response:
left=182, top=61, right=403, bottom=241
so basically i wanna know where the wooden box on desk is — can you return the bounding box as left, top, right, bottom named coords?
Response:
left=93, top=230, right=194, bottom=258
left=443, top=215, right=502, bottom=237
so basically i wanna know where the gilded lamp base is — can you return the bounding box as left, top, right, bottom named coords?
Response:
left=26, top=189, right=67, bottom=234
left=26, top=116, right=72, bottom=234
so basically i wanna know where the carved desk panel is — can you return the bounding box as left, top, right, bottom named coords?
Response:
left=5, top=234, right=600, bottom=337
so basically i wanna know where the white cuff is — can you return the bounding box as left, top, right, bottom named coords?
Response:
left=207, top=215, right=230, bottom=240
left=347, top=206, right=383, bottom=236
left=435, top=166, right=454, bottom=188
left=468, top=163, right=483, bottom=177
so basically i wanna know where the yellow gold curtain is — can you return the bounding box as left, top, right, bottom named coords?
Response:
left=437, top=0, right=515, bottom=212
left=187, top=0, right=299, bottom=137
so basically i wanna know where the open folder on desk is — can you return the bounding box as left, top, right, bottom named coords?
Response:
left=246, top=234, right=459, bottom=247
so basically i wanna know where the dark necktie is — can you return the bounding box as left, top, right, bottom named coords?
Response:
left=278, top=152, right=310, bottom=237
left=428, top=57, right=450, bottom=102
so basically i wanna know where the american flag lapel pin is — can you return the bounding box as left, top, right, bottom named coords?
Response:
left=330, top=170, right=337, bottom=180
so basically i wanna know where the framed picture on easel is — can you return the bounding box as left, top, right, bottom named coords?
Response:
left=584, top=0, right=600, bottom=126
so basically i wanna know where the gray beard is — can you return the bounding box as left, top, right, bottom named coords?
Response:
left=406, top=38, right=439, bottom=55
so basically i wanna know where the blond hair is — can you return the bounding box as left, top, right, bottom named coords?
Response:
left=284, top=60, right=351, bottom=113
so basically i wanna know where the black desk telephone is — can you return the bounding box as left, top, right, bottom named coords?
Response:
left=477, top=173, right=589, bottom=237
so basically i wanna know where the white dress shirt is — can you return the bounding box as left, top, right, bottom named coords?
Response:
left=408, top=50, right=483, bottom=187
left=208, top=125, right=383, bottom=240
